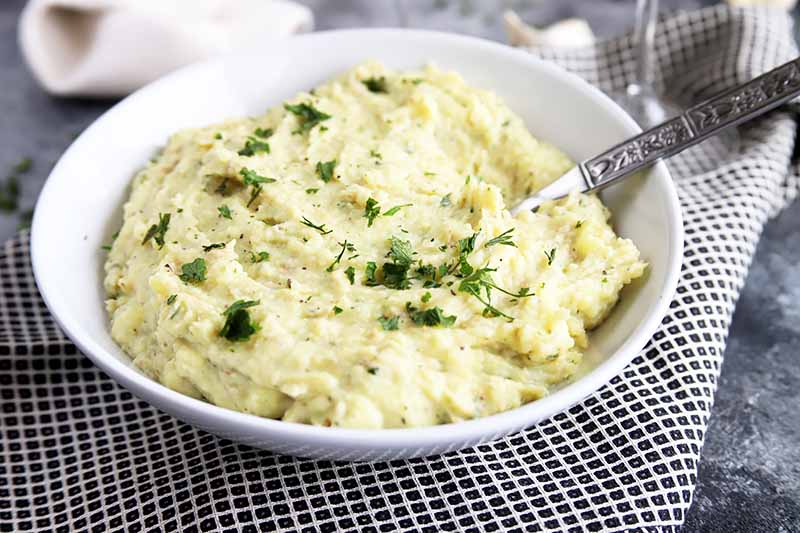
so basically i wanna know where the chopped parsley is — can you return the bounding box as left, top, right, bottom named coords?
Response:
left=237, top=136, right=270, bottom=156
left=142, top=213, right=170, bottom=249
left=254, top=127, right=273, bottom=138
left=365, top=261, right=378, bottom=285
left=240, top=167, right=275, bottom=207
left=333, top=306, right=343, bottom=315
left=421, top=291, right=432, bottom=303
left=326, top=240, right=354, bottom=272
left=166, top=294, right=177, bottom=305
left=345, top=266, right=356, bottom=285
left=367, top=366, right=380, bottom=374
left=544, top=248, right=556, bottom=266
left=316, top=160, right=337, bottom=183
left=382, top=203, right=412, bottom=217
left=575, top=220, right=584, bottom=229
left=362, top=76, right=388, bottom=93
left=101, top=230, right=119, bottom=251
left=369, top=149, right=382, bottom=160
left=380, top=237, right=415, bottom=290
left=250, top=251, right=270, bottom=263
left=457, top=266, right=533, bottom=321
left=214, top=132, right=223, bottom=140
left=305, top=188, right=319, bottom=194
left=218, top=205, right=232, bottom=219
left=300, top=216, right=332, bottom=235
left=485, top=228, right=516, bottom=248
left=405, top=303, right=456, bottom=327
left=284, top=102, right=331, bottom=134
left=219, top=300, right=260, bottom=341
left=240, top=167, right=276, bottom=186
left=364, top=197, right=381, bottom=227
left=202, top=242, right=226, bottom=252
left=378, top=315, right=400, bottom=331
left=179, top=258, right=207, bottom=284
left=440, top=194, right=452, bottom=207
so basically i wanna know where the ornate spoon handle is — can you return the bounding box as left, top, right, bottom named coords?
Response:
left=581, top=57, right=800, bottom=189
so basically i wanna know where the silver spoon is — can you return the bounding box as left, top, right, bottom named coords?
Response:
left=510, top=56, right=800, bottom=215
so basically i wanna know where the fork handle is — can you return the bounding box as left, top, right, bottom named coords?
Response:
left=580, top=56, right=800, bottom=190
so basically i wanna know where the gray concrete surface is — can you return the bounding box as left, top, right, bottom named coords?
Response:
left=1, top=0, right=797, bottom=531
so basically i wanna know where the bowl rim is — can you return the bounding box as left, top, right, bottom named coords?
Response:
left=31, top=27, right=684, bottom=453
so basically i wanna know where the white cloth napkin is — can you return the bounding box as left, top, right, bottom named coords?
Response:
left=18, top=0, right=313, bottom=98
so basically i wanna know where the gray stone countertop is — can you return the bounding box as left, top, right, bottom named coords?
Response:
left=1, top=0, right=797, bottom=530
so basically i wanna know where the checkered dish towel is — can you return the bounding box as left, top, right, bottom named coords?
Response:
left=2, top=5, right=799, bottom=533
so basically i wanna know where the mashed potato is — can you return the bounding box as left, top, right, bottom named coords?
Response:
left=104, top=62, right=646, bottom=428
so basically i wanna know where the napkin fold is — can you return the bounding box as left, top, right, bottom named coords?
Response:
left=18, top=0, right=313, bottom=97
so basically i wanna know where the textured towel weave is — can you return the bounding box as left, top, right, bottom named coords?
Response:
left=2, top=5, right=798, bottom=532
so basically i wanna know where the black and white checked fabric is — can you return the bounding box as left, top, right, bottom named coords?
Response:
left=2, top=5, right=799, bottom=532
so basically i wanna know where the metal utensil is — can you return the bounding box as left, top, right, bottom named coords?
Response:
left=510, top=57, right=800, bottom=215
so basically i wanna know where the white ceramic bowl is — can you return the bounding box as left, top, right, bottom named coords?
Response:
left=31, top=29, right=682, bottom=462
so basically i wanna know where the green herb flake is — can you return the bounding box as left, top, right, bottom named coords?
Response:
left=421, top=291, right=432, bottom=303
left=238, top=136, right=270, bottom=156
left=362, top=76, right=388, bottom=93
left=378, top=315, right=400, bottom=331
left=367, top=366, right=380, bottom=374
left=405, top=302, right=456, bottom=327
left=382, top=203, right=412, bottom=217
left=316, top=160, right=337, bottom=183
left=575, top=220, right=584, bottom=229
left=305, top=188, right=319, bottom=194
left=544, top=248, right=556, bottom=266
left=485, top=228, right=516, bottom=248
left=254, top=127, right=273, bottom=139
left=389, top=236, right=414, bottom=266
left=101, top=230, right=120, bottom=251
left=333, top=306, right=343, bottom=315
left=240, top=167, right=276, bottom=186
left=219, top=300, right=260, bottom=341
left=214, top=132, right=223, bottom=140
left=142, top=213, right=171, bottom=249
left=284, top=102, right=331, bottom=134
left=202, top=242, right=226, bottom=252
left=218, top=205, right=232, bottom=219
left=365, top=261, right=378, bottom=285
left=300, top=216, right=333, bottom=235
left=369, top=149, right=382, bottom=160
left=364, top=197, right=380, bottom=227
left=440, top=194, right=452, bottom=207
left=166, top=294, right=177, bottom=305
left=326, top=240, right=354, bottom=272
left=179, top=258, right=207, bottom=284
left=250, top=251, right=270, bottom=263
left=345, top=266, right=356, bottom=285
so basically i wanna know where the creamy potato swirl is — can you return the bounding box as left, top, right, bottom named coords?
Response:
left=104, top=62, right=646, bottom=428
